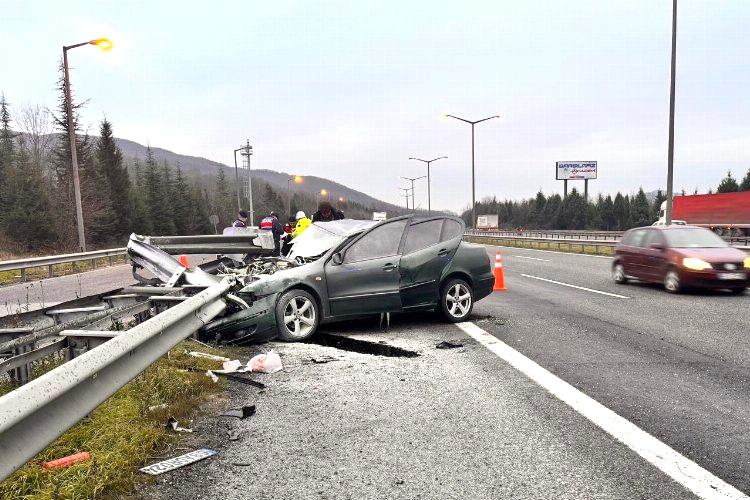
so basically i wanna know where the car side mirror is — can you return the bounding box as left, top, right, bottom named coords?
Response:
left=332, top=252, right=343, bottom=265
left=651, top=243, right=665, bottom=251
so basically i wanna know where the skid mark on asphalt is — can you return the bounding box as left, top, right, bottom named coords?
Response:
left=521, top=273, right=630, bottom=299
left=456, top=321, right=748, bottom=500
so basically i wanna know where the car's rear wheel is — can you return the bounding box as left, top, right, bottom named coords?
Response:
left=275, top=289, right=319, bottom=341
left=729, top=286, right=747, bottom=295
left=664, top=268, right=682, bottom=293
left=612, top=263, right=628, bottom=284
left=440, top=278, right=474, bottom=322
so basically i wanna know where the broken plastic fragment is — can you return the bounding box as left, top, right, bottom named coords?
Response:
left=248, top=351, right=283, bottom=373
left=165, top=416, right=193, bottom=433
left=42, top=451, right=90, bottom=470
left=220, top=405, right=256, bottom=419
left=206, top=370, right=219, bottom=383
left=436, top=341, right=464, bottom=349
left=189, top=351, right=230, bottom=362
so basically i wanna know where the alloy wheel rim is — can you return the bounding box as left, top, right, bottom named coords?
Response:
left=666, top=272, right=679, bottom=291
left=283, top=296, right=315, bottom=338
left=614, top=265, right=624, bottom=281
left=446, top=283, right=471, bottom=318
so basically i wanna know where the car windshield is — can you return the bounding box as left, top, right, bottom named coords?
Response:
left=287, top=219, right=378, bottom=259
left=664, top=228, right=729, bottom=248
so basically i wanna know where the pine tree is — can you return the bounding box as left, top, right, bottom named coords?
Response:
left=630, top=188, right=651, bottom=227
left=214, top=168, right=234, bottom=226
left=613, top=192, right=629, bottom=230
left=0, top=93, right=16, bottom=215
left=740, top=167, right=750, bottom=191
left=717, top=170, right=740, bottom=193
left=96, top=118, right=133, bottom=237
left=172, top=165, right=191, bottom=235
left=143, top=147, right=175, bottom=234
left=651, top=190, right=666, bottom=221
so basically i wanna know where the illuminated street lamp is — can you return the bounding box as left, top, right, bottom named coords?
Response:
left=445, top=114, right=499, bottom=229
left=409, top=156, right=447, bottom=214
left=62, top=37, right=113, bottom=251
left=319, top=189, right=328, bottom=201
left=287, top=175, right=303, bottom=215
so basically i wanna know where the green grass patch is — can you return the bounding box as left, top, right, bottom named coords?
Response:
left=0, top=342, right=235, bottom=499
left=467, top=236, right=615, bottom=256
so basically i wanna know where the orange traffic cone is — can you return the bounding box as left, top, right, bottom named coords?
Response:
left=493, top=250, right=507, bottom=291
left=178, top=254, right=191, bottom=268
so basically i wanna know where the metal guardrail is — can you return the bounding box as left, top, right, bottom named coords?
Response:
left=465, top=231, right=750, bottom=254
left=470, top=228, right=750, bottom=245
left=0, top=278, right=231, bottom=481
left=0, top=247, right=127, bottom=281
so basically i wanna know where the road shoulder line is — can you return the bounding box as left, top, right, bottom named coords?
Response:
left=456, top=321, right=748, bottom=500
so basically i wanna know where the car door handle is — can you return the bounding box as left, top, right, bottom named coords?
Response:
left=438, top=248, right=450, bottom=257
left=382, top=263, right=397, bottom=272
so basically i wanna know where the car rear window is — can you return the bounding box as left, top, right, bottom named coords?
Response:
left=664, top=228, right=729, bottom=248
left=403, top=219, right=443, bottom=254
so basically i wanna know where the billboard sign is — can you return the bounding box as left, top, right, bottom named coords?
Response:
left=556, top=161, right=597, bottom=180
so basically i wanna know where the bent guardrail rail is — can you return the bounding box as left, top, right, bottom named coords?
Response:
left=0, top=278, right=231, bottom=481
left=0, top=247, right=127, bottom=282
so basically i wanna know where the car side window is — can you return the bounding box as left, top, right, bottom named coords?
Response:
left=440, top=219, right=463, bottom=241
left=344, top=220, right=407, bottom=263
left=623, top=229, right=646, bottom=247
left=641, top=230, right=663, bottom=248
left=403, top=219, right=443, bottom=254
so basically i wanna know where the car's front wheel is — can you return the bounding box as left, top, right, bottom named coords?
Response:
left=275, top=289, right=319, bottom=341
left=440, top=278, right=474, bottom=322
left=664, top=268, right=682, bottom=293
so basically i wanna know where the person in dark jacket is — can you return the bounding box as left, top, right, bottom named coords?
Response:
left=232, top=210, right=248, bottom=228
left=312, top=201, right=344, bottom=222
left=259, top=211, right=284, bottom=256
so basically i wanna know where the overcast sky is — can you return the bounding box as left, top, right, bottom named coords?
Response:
left=3, top=0, right=749, bottom=211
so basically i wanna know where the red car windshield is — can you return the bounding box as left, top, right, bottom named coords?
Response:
left=664, top=228, right=728, bottom=248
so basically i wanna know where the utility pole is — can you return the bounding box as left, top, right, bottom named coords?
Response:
left=401, top=175, right=426, bottom=212
left=241, top=140, right=254, bottom=225
left=665, top=0, right=677, bottom=225
left=445, top=114, right=500, bottom=229
left=397, top=187, right=412, bottom=209
left=409, top=156, right=447, bottom=214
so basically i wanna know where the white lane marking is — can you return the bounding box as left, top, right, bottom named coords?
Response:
left=456, top=322, right=748, bottom=500
left=512, top=255, right=550, bottom=262
left=487, top=244, right=612, bottom=259
left=521, top=273, right=630, bottom=299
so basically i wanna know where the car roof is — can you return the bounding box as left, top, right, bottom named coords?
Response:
left=630, top=224, right=705, bottom=232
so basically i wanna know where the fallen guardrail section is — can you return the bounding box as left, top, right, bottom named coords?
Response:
left=0, top=265, right=232, bottom=481
left=0, top=247, right=127, bottom=282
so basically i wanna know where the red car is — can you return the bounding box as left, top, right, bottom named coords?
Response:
left=612, top=226, right=750, bottom=294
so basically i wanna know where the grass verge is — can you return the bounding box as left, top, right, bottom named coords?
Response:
left=0, top=341, right=235, bottom=499
left=466, top=236, right=615, bottom=256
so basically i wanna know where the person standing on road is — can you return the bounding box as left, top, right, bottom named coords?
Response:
left=292, top=210, right=312, bottom=238
left=260, top=211, right=284, bottom=256
left=312, top=201, right=344, bottom=222
left=232, top=210, right=249, bottom=228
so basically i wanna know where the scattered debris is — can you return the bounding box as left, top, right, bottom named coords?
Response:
left=148, top=403, right=168, bottom=412
left=165, top=417, right=193, bottom=433
left=189, top=351, right=230, bottom=362
left=232, top=462, right=253, bottom=467
left=189, top=338, right=213, bottom=348
left=213, top=359, right=243, bottom=373
left=226, top=429, right=243, bottom=441
left=248, top=351, right=283, bottom=373
left=42, top=451, right=90, bottom=470
left=206, top=370, right=219, bottom=383
left=308, top=332, right=420, bottom=358
left=220, top=405, right=256, bottom=420
left=436, top=341, right=464, bottom=349
left=140, top=448, right=219, bottom=475
left=306, top=355, right=339, bottom=364
left=379, top=312, right=390, bottom=331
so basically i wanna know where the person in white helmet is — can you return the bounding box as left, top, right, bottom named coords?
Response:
left=292, top=210, right=312, bottom=238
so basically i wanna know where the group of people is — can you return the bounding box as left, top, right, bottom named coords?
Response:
left=232, top=200, right=345, bottom=256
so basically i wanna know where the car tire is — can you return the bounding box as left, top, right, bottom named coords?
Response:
left=612, top=263, right=628, bottom=284
left=730, top=286, right=746, bottom=295
left=664, top=268, right=682, bottom=294
left=439, top=278, right=474, bottom=323
left=275, top=289, right=319, bottom=341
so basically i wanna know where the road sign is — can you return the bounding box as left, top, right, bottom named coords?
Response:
left=373, top=212, right=387, bottom=222
left=556, top=161, right=597, bottom=180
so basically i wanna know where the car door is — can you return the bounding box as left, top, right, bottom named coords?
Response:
left=620, top=229, right=647, bottom=278
left=325, top=219, right=408, bottom=317
left=640, top=230, right=668, bottom=282
left=399, top=218, right=455, bottom=309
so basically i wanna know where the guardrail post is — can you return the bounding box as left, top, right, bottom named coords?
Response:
left=20, top=268, right=26, bottom=283
left=47, top=264, right=53, bottom=278
left=91, top=258, right=97, bottom=270
left=108, top=255, right=114, bottom=267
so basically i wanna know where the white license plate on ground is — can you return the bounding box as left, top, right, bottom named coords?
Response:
left=718, top=272, right=745, bottom=280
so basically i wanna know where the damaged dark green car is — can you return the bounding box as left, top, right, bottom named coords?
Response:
left=127, top=215, right=494, bottom=343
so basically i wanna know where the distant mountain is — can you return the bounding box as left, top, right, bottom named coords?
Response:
left=112, top=137, right=403, bottom=212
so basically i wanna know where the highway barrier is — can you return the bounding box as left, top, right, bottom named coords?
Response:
left=0, top=277, right=231, bottom=481
left=0, top=247, right=127, bottom=282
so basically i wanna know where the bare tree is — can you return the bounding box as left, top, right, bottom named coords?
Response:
left=15, top=103, right=55, bottom=175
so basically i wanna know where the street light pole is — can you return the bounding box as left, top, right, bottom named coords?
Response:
left=446, top=114, right=499, bottom=229
left=233, top=147, right=243, bottom=211
left=665, top=0, right=677, bottom=225
left=62, top=38, right=112, bottom=251
left=401, top=176, right=426, bottom=212
left=409, top=156, right=447, bottom=214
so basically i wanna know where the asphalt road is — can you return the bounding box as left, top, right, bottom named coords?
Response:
left=138, top=243, right=750, bottom=499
